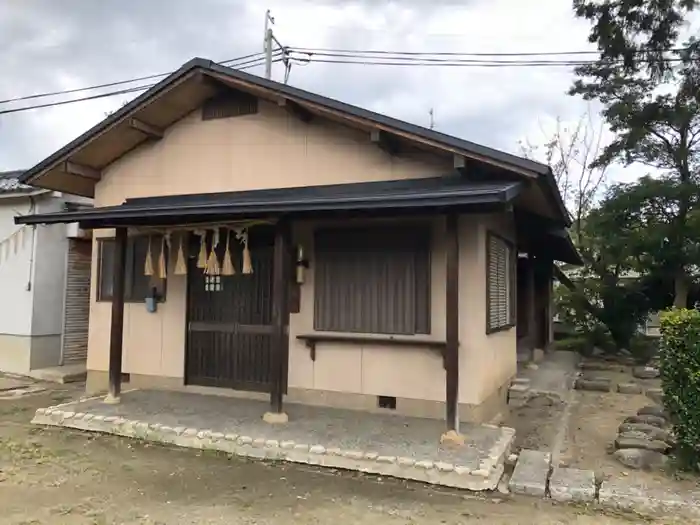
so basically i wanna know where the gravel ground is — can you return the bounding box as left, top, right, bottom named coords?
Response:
left=0, top=383, right=682, bottom=524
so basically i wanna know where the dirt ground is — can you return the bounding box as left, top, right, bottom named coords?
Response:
left=562, top=359, right=699, bottom=492
left=505, top=394, right=565, bottom=453
left=0, top=383, right=681, bottom=524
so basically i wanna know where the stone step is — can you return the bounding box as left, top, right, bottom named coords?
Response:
left=508, top=449, right=551, bottom=497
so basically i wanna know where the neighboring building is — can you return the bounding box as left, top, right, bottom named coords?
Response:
left=15, top=58, right=579, bottom=430
left=0, top=171, right=92, bottom=375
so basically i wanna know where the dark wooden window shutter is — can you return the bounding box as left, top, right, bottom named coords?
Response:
left=314, top=225, right=431, bottom=335
left=486, top=232, right=515, bottom=333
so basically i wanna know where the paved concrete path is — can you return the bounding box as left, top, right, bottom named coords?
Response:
left=519, top=351, right=580, bottom=398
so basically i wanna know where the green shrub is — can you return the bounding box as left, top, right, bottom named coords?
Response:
left=628, top=334, right=659, bottom=364
left=551, top=335, right=592, bottom=354
left=659, top=308, right=700, bottom=470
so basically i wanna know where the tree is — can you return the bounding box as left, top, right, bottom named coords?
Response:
left=519, top=111, right=608, bottom=243
left=570, top=0, right=700, bottom=307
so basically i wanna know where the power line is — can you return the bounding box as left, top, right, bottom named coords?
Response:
left=0, top=50, right=282, bottom=106
left=287, top=50, right=687, bottom=68
left=0, top=56, right=283, bottom=116
left=287, top=45, right=690, bottom=58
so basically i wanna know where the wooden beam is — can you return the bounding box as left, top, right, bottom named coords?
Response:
left=445, top=213, right=460, bottom=432
left=269, top=221, right=291, bottom=417
left=370, top=129, right=398, bottom=155
left=278, top=98, right=313, bottom=123
left=128, top=118, right=163, bottom=139
left=107, top=227, right=128, bottom=403
left=63, top=161, right=100, bottom=180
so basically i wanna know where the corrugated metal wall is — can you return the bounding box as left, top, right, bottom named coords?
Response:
left=61, top=238, right=92, bottom=364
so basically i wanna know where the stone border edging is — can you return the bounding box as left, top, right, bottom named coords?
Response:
left=32, top=405, right=514, bottom=492
left=508, top=449, right=700, bottom=518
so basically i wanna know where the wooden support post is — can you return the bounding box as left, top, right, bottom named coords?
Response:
left=264, top=220, right=290, bottom=424
left=442, top=213, right=462, bottom=443
left=527, top=254, right=538, bottom=360
left=106, top=227, right=127, bottom=404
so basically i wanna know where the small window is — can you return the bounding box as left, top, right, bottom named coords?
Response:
left=314, top=225, right=431, bottom=335
left=486, top=232, right=515, bottom=333
left=204, top=275, right=223, bottom=292
left=377, top=396, right=397, bottom=410
left=97, top=236, right=167, bottom=303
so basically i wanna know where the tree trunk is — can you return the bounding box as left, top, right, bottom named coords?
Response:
left=674, top=268, right=689, bottom=308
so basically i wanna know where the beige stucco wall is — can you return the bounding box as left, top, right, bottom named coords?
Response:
left=87, top=99, right=516, bottom=418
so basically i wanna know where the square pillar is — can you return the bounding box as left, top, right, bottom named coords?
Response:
left=106, top=226, right=127, bottom=404
left=443, top=213, right=461, bottom=440
left=265, top=220, right=291, bottom=423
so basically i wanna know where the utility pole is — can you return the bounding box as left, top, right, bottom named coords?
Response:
left=264, top=9, right=275, bottom=79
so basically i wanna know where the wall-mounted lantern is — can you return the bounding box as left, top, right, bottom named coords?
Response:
left=295, top=244, right=309, bottom=284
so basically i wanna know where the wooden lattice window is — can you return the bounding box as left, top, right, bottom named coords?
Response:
left=314, top=225, right=431, bottom=335
left=486, top=231, right=515, bottom=333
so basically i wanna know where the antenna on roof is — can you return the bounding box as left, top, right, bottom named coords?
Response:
left=429, top=108, right=435, bottom=130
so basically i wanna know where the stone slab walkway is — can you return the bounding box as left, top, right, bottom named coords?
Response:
left=32, top=389, right=515, bottom=491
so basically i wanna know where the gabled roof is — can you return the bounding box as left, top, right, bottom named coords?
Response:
left=18, top=57, right=570, bottom=226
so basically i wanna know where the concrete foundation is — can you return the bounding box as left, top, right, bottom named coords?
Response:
left=31, top=389, right=515, bottom=491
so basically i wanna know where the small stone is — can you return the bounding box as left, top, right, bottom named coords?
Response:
left=35, top=408, right=46, bottom=416
left=618, top=422, right=674, bottom=443
left=646, top=388, right=664, bottom=404
left=62, top=411, right=75, bottom=419
left=397, top=457, right=415, bottom=467
left=237, top=436, right=253, bottom=446
left=637, top=405, right=668, bottom=420
left=280, top=440, right=295, bottom=449
left=159, top=425, right=174, bottom=434
left=454, top=465, right=471, bottom=475
left=83, top=414, right=94, bottom=421
left=615, top=436, right=669, bottom=454
left=506, top=453, right=518, bottom=466
left=325, top=447, right=342, bottom=455
left=75, top=412, right=85, bottom=419
left=364, top=452, right=378, bottom=460
left=293, top=443, right=309, bottom=452
left=210, top=432, right=225, bottom=441
left=224, top=433, right=238, bottom=441
left=183, top=428, right=198, bottom=437
left=617, top=383, right=643, bottom=394
left=575, top=378, right=611, bottom=392
left=173, top=426, right=186, bottom=435
left=376, top=456, right=397, bottom=464
left=633, top=366, right=660, bottom=379
left=415, top=460, right=434, bottom=470
left=624, top=414, right=667, bottom=428
left=342, top=450, right=363, bottom=459
left=618, top=430, right=658, bottom=442
left=265, top=439, right=279, bottom=448
left=197, top=430, right=211, bottom=440
left=252, top=438, right=266, bottom=448
left=614, top=448, right=669, bottom=470
left=434, top=462, right=454, bottom=472
left=309, top=445, right=325, bottom=454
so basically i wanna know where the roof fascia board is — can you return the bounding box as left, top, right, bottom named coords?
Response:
left=19, top=60, right=209, bottom=186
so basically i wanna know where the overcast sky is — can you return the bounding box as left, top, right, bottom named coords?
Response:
left=0, top=0, right=670, bottom=183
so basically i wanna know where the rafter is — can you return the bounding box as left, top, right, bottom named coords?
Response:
left=62, top=161, right=100, bottom=180
left=370, top=129, right=399, bottom=155
left=129, top=118, right=163, bottom=140
left=278, top=98, right=313, bottom=123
